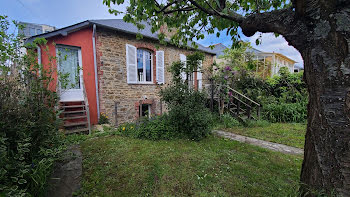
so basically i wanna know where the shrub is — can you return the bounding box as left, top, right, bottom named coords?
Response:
left=118, top=52, right=213, bottom=141
left=0, top=16, right=64, bottom=196
left=263, top=102, right=307, bottom=123
left=160, top=53, right=213, bottom=140
left=216, top=113, right=240, bottom=128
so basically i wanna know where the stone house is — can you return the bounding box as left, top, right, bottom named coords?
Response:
left=26, top=19, right=215, bottom=130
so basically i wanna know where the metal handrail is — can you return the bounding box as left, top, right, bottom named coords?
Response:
left=227, top=86, right=261, bottom=107
left=81, top=80, right=91, bottom=135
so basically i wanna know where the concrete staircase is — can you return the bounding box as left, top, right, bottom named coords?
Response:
left=60, top=101, right=90, bottom=134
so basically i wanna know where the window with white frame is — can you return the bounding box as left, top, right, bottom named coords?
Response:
left=125, top=44, right=164, bottom=84
left=137, top=49, right=152, bottom=82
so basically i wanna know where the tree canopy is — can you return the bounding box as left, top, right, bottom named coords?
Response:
left=103, top=0, right=291, bottom=47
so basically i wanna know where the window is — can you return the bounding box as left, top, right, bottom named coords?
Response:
left=137, top=49, right=152, bottom=82
left=140, top=104, right=151, bottom=118
left=57, top=46, right=80, bottom=89
left=37, top=29, right=42, bottom=34
left=30, top=28, right=36, bottom=36
left=126, top=44, right=164, bottom=84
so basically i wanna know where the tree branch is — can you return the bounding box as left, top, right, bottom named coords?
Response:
left=163, top=7, right=196, bottom=14
left=240, top=8, right=295, bottom=37
left=154, top=1, right=297, bottom=39
left=188, top=0, right=245, bottom=23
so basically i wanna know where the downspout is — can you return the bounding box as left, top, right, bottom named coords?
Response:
left=92, top=24, right=100, bottom=119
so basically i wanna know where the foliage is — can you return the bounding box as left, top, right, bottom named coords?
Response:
left=214, top=113, right=240, bottom=129
left=79, top=135, right=302, bottom=196
left=115, top=52, right=212, bottom=141
left=103, top=0, right=289, bottom=47
left=98, top=112, right=110, bottom=124
left=263, top=102, right=307, bottom=123
left=218, top=64, right=307, bottom=123
left=0, top=16, right=64, bottom=196
left=160, top=52, right=213, bottom=140
left=119, top=115, right=176, bottom=140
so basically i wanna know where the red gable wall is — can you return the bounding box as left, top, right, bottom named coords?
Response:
left=40, top=27, right=98, bottom=124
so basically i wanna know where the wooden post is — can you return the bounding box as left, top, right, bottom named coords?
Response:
left=257, top=106, right=261, bottom=120
left=237, top=100, right=240, bottom=116
left=247, top=107, right=251, bottom=119
left=114, top=102, right=118, bottom=127
left=210, top=78, right=214, bottom=112
left=160, top=99, right=163, bottom=115
left=139, top=100, right=143, bottom=118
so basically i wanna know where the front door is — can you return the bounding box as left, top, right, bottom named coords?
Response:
left=57, top=46, right=84, bottom=102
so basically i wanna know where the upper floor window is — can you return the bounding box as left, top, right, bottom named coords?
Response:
left=137, top=49, right=152, bottom=82
left=30, top=28, right=36, bottom=36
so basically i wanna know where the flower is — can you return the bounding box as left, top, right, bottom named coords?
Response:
left=122, top=127, right=125, bottom=131
left=225, top=66, right=231, bottom=71
left=228, top=91, right=233, bottom=97
left=224, top=75, right=228, bottom=80
left=131, top=126, right=134, bottom=129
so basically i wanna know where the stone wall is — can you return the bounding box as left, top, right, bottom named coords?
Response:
left=96, top=28, right=214, bottom=126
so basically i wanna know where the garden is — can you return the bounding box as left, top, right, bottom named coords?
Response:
left=1, top=16, right=308, bottom=196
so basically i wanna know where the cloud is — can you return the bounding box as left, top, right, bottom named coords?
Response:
left=247, top=33, right=304, bottom=67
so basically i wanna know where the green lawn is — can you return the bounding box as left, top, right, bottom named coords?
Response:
left=78, top=135, right=302, bottom=196
left=222, top=123, right=306, bottom=149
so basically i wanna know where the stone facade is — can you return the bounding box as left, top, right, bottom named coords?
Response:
left=96, top=28, right=214, bottom=126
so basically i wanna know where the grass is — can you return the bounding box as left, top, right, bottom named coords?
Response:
left=78, top=134, right=302, bottom=196
left=221, top=122, right=306, bottom=149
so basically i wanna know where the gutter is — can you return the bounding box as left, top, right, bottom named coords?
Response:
left=92, top=24, right=100, bottom=119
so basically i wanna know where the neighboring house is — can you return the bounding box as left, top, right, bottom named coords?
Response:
left=254, top=52, right=297, bottom=77
left=26, top=19, right=215, bottom=131
left=210, top=43, right=297, bottom=78
left=294, top=65, right=304, bottom=73
left=18, top=22, right=56, bottom=37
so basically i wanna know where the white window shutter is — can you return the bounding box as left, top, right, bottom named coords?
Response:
left=126, top=44, right=137, bottom=83
left=197, top=61, right=203, bottom=90
left=179, top=54, right=186, bottom=80
left=156, top=51, right=165, bottom=84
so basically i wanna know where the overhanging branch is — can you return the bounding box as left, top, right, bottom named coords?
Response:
left=154, top=1, right=296, bottom=38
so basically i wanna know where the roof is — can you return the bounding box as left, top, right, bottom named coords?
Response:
left=246, top=47, right=262, bottom=54
left=206, top=43, right=227, bottom=57
left=257, top=52, right=297, bottom=63
left=26, top=19, right=215, bottom=55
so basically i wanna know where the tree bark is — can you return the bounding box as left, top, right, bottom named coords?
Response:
left=243, top=1, right=350, bottom=195
left=287, top=5, right=350, bottom=196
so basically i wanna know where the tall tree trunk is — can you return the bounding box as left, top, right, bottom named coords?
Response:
left=295, top=7, right=350, bottom=195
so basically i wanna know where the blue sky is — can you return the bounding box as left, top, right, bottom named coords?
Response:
left=1, top=0, right=303, bottom=67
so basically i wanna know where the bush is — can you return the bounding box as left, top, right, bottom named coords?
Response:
left=117, top=116, right=171, bottom=140
left=159, top=53, right=213, bottom=140
left=216, top=113, right=240, bottom=128
left=0, top=17, right=64, bottom=196
left=263, top=102, right=307, bottom=123
left=118, top=52, right=213, bottom=141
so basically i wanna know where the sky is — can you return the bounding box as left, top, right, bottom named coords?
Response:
left=1, top=0, right=303, bottom=67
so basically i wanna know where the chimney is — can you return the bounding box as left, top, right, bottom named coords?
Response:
left=159, top=23, right=177, bottom=39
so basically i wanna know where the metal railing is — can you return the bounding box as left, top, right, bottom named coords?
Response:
left=81, top=80, right=91, bottom=134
